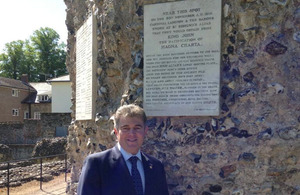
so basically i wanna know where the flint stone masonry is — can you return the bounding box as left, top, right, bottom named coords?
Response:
left=65, top=0, right=300, bottom=194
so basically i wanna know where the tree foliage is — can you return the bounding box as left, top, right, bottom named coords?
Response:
left=0, top=40, right=25, bottom=79
left=0, top=27, right=67, bottom=82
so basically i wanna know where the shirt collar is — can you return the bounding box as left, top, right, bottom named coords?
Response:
left=117, top=142, right=142, bottom=161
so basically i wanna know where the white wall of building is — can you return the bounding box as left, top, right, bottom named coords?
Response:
left=51, top=82, right=72, bottom=113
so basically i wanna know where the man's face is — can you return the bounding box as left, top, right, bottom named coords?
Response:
left=114, top=116, right=148, bottom=155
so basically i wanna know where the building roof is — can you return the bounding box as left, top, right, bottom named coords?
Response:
left=0, top=76, right=36, bottom=91
left=30, top=82, right=52, bottom=96
left=0, top=77, right=37, bottom=104
left=22, top=92, right=38, bottom=104
left=47, top=75, right=70, bottom=82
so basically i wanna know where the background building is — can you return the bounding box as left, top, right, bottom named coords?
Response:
left=30, top=82, right=52, bottom=119
left=47, top=75, right=72, bottom=113
left=0, top=75, right=36, bottom=123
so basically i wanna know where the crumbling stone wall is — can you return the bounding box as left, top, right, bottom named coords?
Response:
left=0, top=113, right=71, bottom=145
left=0, top=113, right=71, bottom=159
left=0, top=144, right=12, bottom=162
left=65, top=0, right=300, bottom=194
left=8, top=145, right=35, bottom=160
left=40, top=113, right=71, bottom=138
left=32, top=137, right=67, bottom=157
left=0, top=123, right=28, bottom=144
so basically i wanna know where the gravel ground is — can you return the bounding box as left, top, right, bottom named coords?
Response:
left=0, top=173, right=69, bottom=195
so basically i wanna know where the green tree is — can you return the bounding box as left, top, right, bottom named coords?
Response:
left=30, top=27, right=67, bottom=81
left=0, top=27, right=67, bottom=82
left=0, top=40, right=26, bottom=79
left=23, top=40, right=39, bottom=81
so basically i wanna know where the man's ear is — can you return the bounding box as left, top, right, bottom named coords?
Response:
left=114, top=128, right=119, bottom=136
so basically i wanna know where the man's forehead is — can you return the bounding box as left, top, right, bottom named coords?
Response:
left=120, top=115, right=143, bottom=120
left=119, top=116, right=144, bottom=125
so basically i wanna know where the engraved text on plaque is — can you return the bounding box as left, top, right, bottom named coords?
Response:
left=144, top=0, right=221, bottom=116
left=76, top=14, right=97, bottom=120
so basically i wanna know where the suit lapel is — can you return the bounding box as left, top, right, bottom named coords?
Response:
left=111, top=146, right=136, bottom=195
left=142, top=153, right=154, bottom=195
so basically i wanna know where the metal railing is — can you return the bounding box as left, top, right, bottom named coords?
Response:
left=0, top=153, right=68, bottom=195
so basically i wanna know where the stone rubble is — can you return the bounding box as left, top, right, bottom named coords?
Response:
left=0, top=160, right=70, bottom=188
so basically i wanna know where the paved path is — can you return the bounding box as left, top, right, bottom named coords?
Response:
left=0, top=174, right=68, bottom=195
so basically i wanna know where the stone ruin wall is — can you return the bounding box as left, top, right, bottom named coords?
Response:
left=0, top=113, right=71, bottom=145
left=0, top=113, right=71, bottom=160
left=64, top=0, right=300, bottom=194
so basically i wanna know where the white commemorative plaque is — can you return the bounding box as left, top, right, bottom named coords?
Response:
left=144, top=0, right=221, bottom=116
left=76, top=14, right=97, bottom=120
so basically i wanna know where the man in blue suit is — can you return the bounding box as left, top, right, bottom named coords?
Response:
left=77, top=104, right=169, bottom=195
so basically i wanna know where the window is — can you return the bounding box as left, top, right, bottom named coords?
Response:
left=34, top=112, right=41, bottom=120
left=12, top=89, right=19, bottom=97
left=12, top=109, right=19, bottom=116
left=38, top=95, right=49, bottom=102
left=24, top=111, right=29, bottom=119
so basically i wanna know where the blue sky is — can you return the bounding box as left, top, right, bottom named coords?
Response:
left=0, top=0, right=67, bottom=51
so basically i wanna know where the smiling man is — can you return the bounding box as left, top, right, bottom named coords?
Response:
left=77, top=104, right=169, bottom=195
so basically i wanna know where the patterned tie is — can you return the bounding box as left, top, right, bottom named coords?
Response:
left=129, top=156, right=143, bottom=195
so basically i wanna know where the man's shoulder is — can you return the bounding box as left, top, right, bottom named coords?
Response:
left=85, top=146, right=117, bottom=161
left=142, top=152, right=163, bottom=165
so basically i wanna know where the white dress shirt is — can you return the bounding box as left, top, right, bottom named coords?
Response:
left=117, top=142, right=145, bottom=193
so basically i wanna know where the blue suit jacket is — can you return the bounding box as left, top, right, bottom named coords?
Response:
left=77, top=145, right=169, bottom=195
